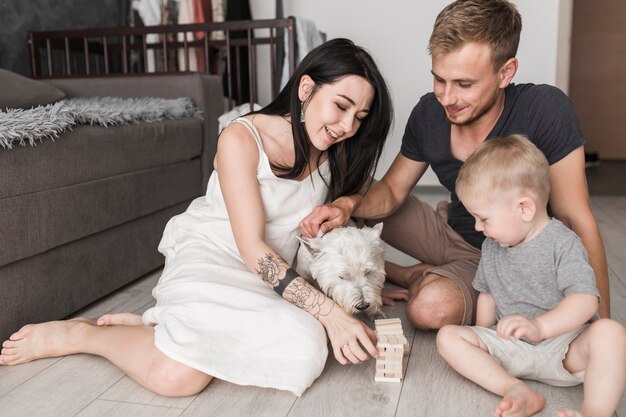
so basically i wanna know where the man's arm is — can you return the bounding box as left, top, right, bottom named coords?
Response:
left=299, top=154, right=428, bottom=237
left=353, top=154, right=429, bottom=219
left=548, top=146, right=610, bottom=318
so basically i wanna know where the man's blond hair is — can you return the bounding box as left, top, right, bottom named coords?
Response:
left=456, top=135, right=550, bottom=207
left=428, top=0, right=522, bottom=71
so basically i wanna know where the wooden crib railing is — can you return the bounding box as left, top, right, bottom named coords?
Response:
left=28, top=17, right=296, bottom=106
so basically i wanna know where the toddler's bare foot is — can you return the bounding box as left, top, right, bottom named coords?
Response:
left=495, top=382, right=545, bottom=417
left=556, top=409, right=585, bottom=417
left=384, top=261, right=432, bottom=288
left=97, top=313, right=143, bottom=327
left=0, top=318, right=91, bottom=365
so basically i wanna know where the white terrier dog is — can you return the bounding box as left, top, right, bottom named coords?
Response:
left=296, top=223, right=386, bottom=320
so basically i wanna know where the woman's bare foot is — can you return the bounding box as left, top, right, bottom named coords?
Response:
left=495, top=383, right=545, bottom=417
left=384, top=261, right=432, bottom=288
left=556, top=409, right=585, bottom=417
left=0, top=318, right=91, bottom=366
left=96, top=313, right=143, bottom=327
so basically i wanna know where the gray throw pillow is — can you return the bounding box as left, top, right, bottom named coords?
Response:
left=0, top=69, right=66, bottom=110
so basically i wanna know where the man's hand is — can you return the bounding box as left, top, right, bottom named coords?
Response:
left=299, top=195, right=362, bottom=238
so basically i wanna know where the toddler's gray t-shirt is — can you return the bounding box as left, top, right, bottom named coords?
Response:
left=473, top=219, right=599, bottom=321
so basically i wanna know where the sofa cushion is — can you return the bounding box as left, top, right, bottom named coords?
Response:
left=0, top=202, right=188, bottom=341
left=0, top=69, right=66, bottom=110
left=0, top=117, right=203, bottom=199
left=0, top=160, right=201, bottom=268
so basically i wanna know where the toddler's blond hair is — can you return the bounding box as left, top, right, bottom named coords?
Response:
left=456, top=135, right=550, bottom=207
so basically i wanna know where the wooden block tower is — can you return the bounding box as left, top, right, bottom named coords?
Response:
left=374, top=318, right=409, bottom=382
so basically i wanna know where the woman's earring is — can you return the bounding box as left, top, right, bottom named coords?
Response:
left=300, top=102, right=305, bottom=123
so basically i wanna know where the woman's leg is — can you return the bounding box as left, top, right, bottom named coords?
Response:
left=1, top=319, right=212, bottom=397
left=97, top=313, right=144, bottom=326
left=436, top=325, right=545, bottom=417
left=561, top=319, right=626, bottom=417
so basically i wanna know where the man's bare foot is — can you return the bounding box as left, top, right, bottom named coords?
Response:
left=384, top=261, right=432, bottom=288
left=495, top=383, right=545, bottom=417
left=97, top=313, right=143, bottom=327
left=0, top=318, right=91, bottom=366
left=556, top=409, right=585, bottom=417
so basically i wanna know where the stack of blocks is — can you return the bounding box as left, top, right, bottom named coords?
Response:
left=374, top=318, right=409, bottom=382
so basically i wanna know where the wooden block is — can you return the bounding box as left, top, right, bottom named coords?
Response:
left=377, top=360, right=402, bottom=368
left=375, top=375, right=402, bottom=383
left=375, top=370, right=402, bottom=382
left=376, top=323, right=403, bottom=332
left=377, top=342, right=403, bottom=351
left=379, top=347, right=403, bottom=356
left=374, top=317, right=408, bottom=383
left=378, top=353, right=403, bottom=362
left=375, top=318, right=404, bottom=335
left=375, top=369, right=402, bottom=377
left=375, top=372, right=402, bottom=380
left=375, top=318, right=401, bottom=326
left=378, top=354, right=402, bottom=360
left=377, top=328, right=403, bottom=336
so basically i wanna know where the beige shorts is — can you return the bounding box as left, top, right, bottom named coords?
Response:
left=367, top=194, right=481, bottom=325
left=470, top=325, right=587, bottom=387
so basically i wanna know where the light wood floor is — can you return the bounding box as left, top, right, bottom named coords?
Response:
left=1, top=190, right=625, bottom=417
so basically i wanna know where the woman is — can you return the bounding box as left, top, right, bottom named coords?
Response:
left=0, top=39, right=394, bottom=397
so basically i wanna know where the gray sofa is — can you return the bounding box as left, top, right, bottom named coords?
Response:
left=0, top=70, right=224, bottom=341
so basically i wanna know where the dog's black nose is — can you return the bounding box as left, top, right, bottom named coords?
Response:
left=355, top=302, right=370, bottom=311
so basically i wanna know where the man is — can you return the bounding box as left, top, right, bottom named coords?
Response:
left=300, top=0, right=610, bottom=329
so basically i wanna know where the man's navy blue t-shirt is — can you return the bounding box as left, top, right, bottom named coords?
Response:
left=400, top=83, right=585, bottom=248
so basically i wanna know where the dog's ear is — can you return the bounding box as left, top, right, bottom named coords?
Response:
left=371, top=222, right=383, bottom=237
left=296, top=235, right=320, bottom=256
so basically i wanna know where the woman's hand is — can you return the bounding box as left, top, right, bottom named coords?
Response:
left=381, top=288, right=409, bottom=306
left=318, top=304, right=378, bottom=365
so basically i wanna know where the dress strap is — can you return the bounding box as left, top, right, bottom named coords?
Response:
left=231, top=117, right=265, bottom=153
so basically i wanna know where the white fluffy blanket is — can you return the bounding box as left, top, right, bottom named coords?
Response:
left=0, top=97, right=201, bottom=149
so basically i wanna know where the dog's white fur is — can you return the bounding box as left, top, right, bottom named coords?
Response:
left=296, top=223, right=386, bottom=320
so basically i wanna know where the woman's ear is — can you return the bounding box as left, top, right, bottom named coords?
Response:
left=498, top=57, right=518, bottom=88
left=298, top=74, right=314, bottom=102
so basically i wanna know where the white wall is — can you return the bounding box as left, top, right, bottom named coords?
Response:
left=251, top=0, right=571, bottom=185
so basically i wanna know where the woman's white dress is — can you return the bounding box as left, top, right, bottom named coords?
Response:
left=142, top=117, right=330, bottom=396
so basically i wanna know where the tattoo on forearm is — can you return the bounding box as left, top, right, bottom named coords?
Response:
left=256, top=253, right=281, bottom=287
left=255, top=253, right=334, bottom=319
left=284, top=279, right=334, bottom=319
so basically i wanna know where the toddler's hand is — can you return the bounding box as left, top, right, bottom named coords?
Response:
left=497, top=314, right=544, bottom=343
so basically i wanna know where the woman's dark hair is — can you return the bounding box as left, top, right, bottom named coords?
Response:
left=254, top=38, right=393, bottom=202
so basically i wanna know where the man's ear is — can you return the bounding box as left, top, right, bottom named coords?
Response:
left=498, top=57, right=518, bottom=88
left=519, top=196, right=536, bottom=222
left=298, top=74, right=314, bottom=102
